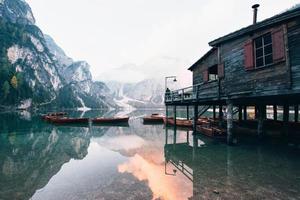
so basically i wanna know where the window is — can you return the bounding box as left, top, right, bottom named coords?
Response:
left=208, top=65, right=218, bottom=81
left=254, top=33, right=273, bottom=68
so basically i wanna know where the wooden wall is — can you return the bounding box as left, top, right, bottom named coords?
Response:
left=190, top=17, right=300, bottom=102
left=192, top=49, right=218, bottom=85
left=288, top=17, right=300, bottom=90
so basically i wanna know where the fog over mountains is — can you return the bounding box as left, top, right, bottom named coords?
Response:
left=0, top=0, right=169, bottom=110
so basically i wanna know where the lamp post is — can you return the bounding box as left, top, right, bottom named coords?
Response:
left=165, top=76, right=177, bottom=92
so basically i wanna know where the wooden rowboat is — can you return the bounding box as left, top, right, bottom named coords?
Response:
left=92, top=116, right=129, bottom=124
left=163, top=117, right=193, bottom=128
left=197, top=126, right=226, bottom=138
left=143, top=114, right=164, bottom=124
left=49, top=117, right=89, bottom=124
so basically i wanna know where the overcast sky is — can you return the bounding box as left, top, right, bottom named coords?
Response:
left=26, top=0, right=299, bottom=85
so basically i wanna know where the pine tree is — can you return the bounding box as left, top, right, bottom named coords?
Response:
left=2, top=81, right=10, bottom=98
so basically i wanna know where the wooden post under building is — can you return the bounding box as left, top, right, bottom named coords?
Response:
left=294, top=105, right=298, bottom=122
left=213, top=105, right=216, bottom=120
left=238, top=106, right=243, bottom=121
left=273, top=105, right=277, bottom=121
left=227, top=101, right=234, bottom=145
left=257, top=104, right=266, bottom=139
left=187, top=106, right=189, bottom=120
left=193, top=105, right=198, bottom=132
left=283, top=105, right=289, bottom=136
left=174, top=106, right=177, bottom=126
left=243, top=106, right=247, bottom=120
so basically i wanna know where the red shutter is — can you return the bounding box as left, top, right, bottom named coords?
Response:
left=272, top=27, right=285, bottom=62
left=203, top=70, right=208, bottom=83
left=244, top=40, right=254, bottom=70
left=218, top=63, right=224, bottom=78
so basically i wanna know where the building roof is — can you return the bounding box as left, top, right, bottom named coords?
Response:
left=188, top=47, right=216, bottom=71
left=209, top=5, right=300, bottom=47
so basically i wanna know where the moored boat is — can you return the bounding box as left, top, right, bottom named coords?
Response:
left=163, top=117, right=193, bottom=128
left=92, top=116, right=129, bottom=124
left=143, top=114, right=164, bottom=124
left=197, top=125, right=226, bottom=138
left=49, top=117, right=89, bottom=124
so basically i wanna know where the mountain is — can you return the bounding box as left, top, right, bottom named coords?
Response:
left=106, top=79, right=165, bottom=109
left=0, top=0, right=113, bottom=110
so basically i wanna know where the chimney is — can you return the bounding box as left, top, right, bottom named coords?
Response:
left=252, top=4, right=260, bottom=24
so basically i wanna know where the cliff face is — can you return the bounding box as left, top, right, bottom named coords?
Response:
left=0, top=0, right=113, bottom=109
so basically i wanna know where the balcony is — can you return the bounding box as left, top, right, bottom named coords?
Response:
left=165, top=81, right=220, bottom=104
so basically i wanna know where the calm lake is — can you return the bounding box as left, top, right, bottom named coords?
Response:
left=0, top=110, right=299, bottom=200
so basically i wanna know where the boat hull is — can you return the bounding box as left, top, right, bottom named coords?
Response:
left=50, top=117, right=89, bottom=124
left=92, top=117, right=129, bottom=124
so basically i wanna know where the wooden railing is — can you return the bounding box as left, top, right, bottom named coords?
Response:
left=165, top=81, right=220, bottom=103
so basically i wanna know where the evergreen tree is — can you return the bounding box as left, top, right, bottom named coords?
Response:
left=2, top=81, right=10, bottom=98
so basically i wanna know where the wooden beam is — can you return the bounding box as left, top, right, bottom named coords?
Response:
left=243, top=106, right=247, bottom=120
left=227, top=101, right=234, bottom=145
left=238, top=106, right=243, bottom=121
left=165, top=106, right=169, bottom=125
left=255, top=106, right=258, bottom=120
left=193, top=105, right=198, bottom=132
left=295, top=105, right=298, bottom=122
left=273, top=105, right=277, bottom=121
left=283, top=104, right=289, bottom=136
left=187, top=105, right=189, bottom=120
left=257, top=104, right=266, bottom=139
left=174, top=106, right=177, bottom=126
left=213, top=105, right=216, bottom=120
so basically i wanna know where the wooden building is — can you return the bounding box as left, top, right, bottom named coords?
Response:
left=165, top=5, right=300, bottom=144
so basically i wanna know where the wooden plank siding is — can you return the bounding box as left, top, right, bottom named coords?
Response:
left=192, top=48, right=218, bottom=85
left=288, top=18, right=300, bottom=90
left=166, top=10, right=300, bottom=106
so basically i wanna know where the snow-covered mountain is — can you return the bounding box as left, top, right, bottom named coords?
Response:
left=0, top=0, right=113, bottom=109
left=106, top=79, right=165, bottom=109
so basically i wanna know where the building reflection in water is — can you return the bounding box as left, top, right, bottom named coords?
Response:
left=164, top=126, right=300, bottom=200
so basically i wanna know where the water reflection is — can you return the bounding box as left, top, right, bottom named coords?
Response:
left=0, top=113, right=93, bottom=200
left=0, top=110, right=299, bottom=200
left=165, top=128, right=300, bottom=200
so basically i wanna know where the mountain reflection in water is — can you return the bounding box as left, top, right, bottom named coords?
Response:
left=0, top=110, right=299, bottom=200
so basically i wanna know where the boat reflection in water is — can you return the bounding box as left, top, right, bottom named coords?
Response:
left=0, top=110, right=299, bottom=200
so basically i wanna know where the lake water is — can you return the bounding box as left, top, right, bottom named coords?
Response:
left=0, top=110, right=299, bottom=200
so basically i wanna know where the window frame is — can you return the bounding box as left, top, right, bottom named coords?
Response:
left=208, top=65, right=218, bottom=82
left=253, top=32, right=273, bottom=69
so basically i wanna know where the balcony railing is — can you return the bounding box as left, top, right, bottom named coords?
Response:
left=165, top=81, right=219, bottom=103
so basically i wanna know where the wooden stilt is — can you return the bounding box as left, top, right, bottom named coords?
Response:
left=273, top=105, right=277, bottom=121
left=294, top=105, right=298, bottom=122
left=219, top=105, right=223, bottom=127
left=238, top=106, right=243, bottom=121
left=186, top=131, right=189, bottom=144
left=174, top=106, right=177, bottom=126
left=187, top=105, right=189, bottom=120
left=219, top=105, right=223, bottom=119
left=243, top=106, right=247, bottom=120
left=227, top=101, right=234, bottom=145
left=257, top=104, right=265, bottom=139
left=193, top=105, right=198, bottom=132
left=213, top=105, right=216, bottom=120
left=173, top=126, right=177, bottom=145
left=165, top=126, right=168, bottom=144
left=165, top=105, right=169, bottom=125
left=255, top=106, right=258, bottom=119
left=283, top=105, right=289, bottom=136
